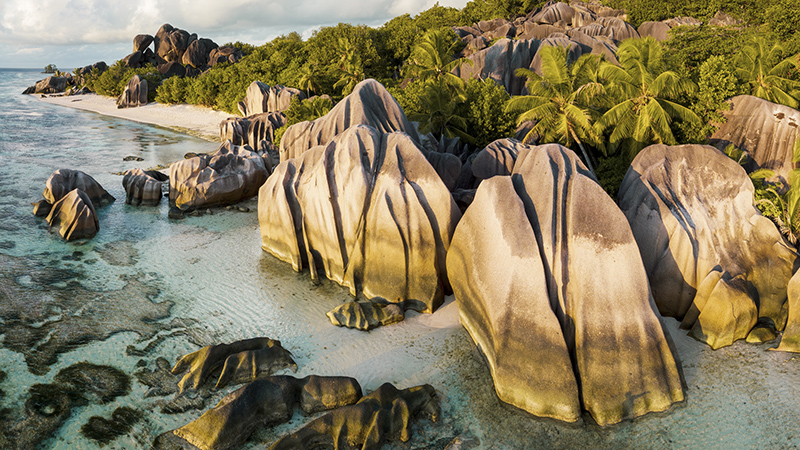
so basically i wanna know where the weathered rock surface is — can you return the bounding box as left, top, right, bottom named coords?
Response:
left=327, top=300, right=407, bottom=331
left=133, top=34, right=154, bottom=53
left=45, top=189, right=99, bottom=241
left=638, top=21, right=671, bottom=41
left=447, top=143, right=684, bottom=425
left=208, top=46, right=243, bottom=66
left=169, top=140, right=271, bottom=211
left=182, top=38, right=218, bottom=69
left=43, top=168, right=115, bottom=207
left=122, top=168, right=168, bottom=206
left=33, top=76, right=68, bottom=94
left=241, top=81, right=305, bottom=116
left=156, top=375, right=362, bottom=450
left=470, top=138, right=524, bottom=180
left=618, top=144, right=797, bottom=349
left=710, top=95, right=800, bottom=183
left=117, top=75, right=148, bottom=108
left=776, top=270, right=800, bottom=352
left=268, top=383, right=439, bottom=450
left=279, top=79, right=421, bottom=161
left=220, top=112, right=286, bottom=152
left=154, top=23, right=194, bottom=63
left=171, top=337, right=296, bottom=394
left=260, top=125, right=460, bottom=319
left=453, top=38, right=540, bottom=96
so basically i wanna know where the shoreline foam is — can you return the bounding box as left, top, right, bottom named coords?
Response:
left=37, top=93, right=234, bottom=142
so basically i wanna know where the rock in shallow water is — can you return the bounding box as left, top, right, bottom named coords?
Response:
left=169, top=140, right=270, bottom=212
left=447, top=143, right=684, bottom=426
left=45, top=188, right=99, bottom=241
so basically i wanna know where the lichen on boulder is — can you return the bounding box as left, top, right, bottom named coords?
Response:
left=259, top=125, right=460, bottom=322
left=618, top=144, right=797, bottom=349
left=447, top=143, right=684, bottom=426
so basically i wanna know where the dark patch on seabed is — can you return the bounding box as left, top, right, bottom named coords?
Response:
left=0, top=251, right=179, bottom=375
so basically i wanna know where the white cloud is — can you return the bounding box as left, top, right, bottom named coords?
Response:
left=0, top=0, right=469, bottom=67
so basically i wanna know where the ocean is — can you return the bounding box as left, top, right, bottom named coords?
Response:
left=1, top=68, right=799, bottom=449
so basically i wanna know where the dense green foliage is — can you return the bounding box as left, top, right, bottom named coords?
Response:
left=84, top=61, right=164, bottom=101
left=507, top=47, right=606, bottom=172
left=273, top=96, right=334, bottom=147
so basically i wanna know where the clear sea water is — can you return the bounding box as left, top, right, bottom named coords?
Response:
left=2, top=68, right=800, bottom=450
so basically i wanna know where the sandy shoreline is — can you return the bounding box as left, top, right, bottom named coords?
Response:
left=37, top=93, right=235, bottom=142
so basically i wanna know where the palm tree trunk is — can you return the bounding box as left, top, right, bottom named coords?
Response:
left=569, top=129, right=596, bottom=175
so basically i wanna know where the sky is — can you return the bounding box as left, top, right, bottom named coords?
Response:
left=0, top=0, right=469, bottom=69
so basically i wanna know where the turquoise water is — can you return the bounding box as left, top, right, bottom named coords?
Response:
left=2, top=68, right=800, bottom=449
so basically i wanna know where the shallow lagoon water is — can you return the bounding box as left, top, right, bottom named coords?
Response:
left=1, top=69, right=800, bottom=449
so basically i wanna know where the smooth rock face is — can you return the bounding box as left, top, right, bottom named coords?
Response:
left=710, top=95, right=800, bottom=183
left=122, top=168, right=168, bottom=206
left=34, top=76, right=68, bottom=94
left=46, top=189, right=99, bottom=241
left=154, top=23, right=193, bottom=63
left=279, top=79, right=421, bottom=161
left=241, top=81, right=305, bottom=116
left=471, top=138, right=525, bottom=180
left=260, top=125, right=460, bottom=315
left=618, top=144, right=797, bottom=349
left=43, top=169, right=115, bottom=207
left=447, top=143, right=684, bottom=426
left=169, top=140, right=271, bottom=211
left=133, top=34, right=154, bottom=53
left=182, top=38, right=218, bottom=69
left=117, top=75, right=148, bottom=108
left=638, top=21, right=671, bottom=41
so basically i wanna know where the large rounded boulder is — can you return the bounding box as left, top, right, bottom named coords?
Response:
left=220, top=112, right=286, bottom=152
left=447, top=143, right=683, bottom=426
left=241, top=81, right=305, bottom=116
left=618, top=144, right=797, bottom=349
left=46, top=189, right=99, bottom=241
left=710, top=95, right=800, bottom=183
left=43, top=169, right=115, bottom=207
left=169, top=140, right=271, bottom=211
left=278, top=79, right=421, bottom=161
left=117, top=75, right=148, bottom=108
left=259, top=125, right=460, bottom=315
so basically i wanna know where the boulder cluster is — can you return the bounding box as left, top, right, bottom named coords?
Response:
left=32, top=169, right=115, bottom=241
left=123, top=24, right=243, bottom=76
left=452, top=1, right=742, bottom=95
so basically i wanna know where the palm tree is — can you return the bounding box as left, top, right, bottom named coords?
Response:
left=734, top=37, right=800, bottom=108
left=506, top=46, right=606, bottom=173
left=595, top=37, right=701, bottom=160
left=406, top=28, right=473, bottom=100
left=334, top=51, right=365, bottom=96
left=297, top=63, right=321, bottom=98
left=409, top=79, right=472, bottom=142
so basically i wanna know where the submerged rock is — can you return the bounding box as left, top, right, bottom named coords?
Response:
left=259, top=125, right=460, bottom=322
left=268, top=383, right=439, bottom=450
left=447, top=143, right=684, bottom=425
left=0, top=363, right=131, bottom=450
left=156, top=375, right=362, bottom=450
left=618, top=144, right=797, bottom=349
left=0, top=253, right=173, bottom=375
left=169, top=140, right=271, bottom=212
left=80, top=406, right=142, bottom=445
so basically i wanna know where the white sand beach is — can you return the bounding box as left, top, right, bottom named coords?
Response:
left=38, top=93, right=234, bottom=142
